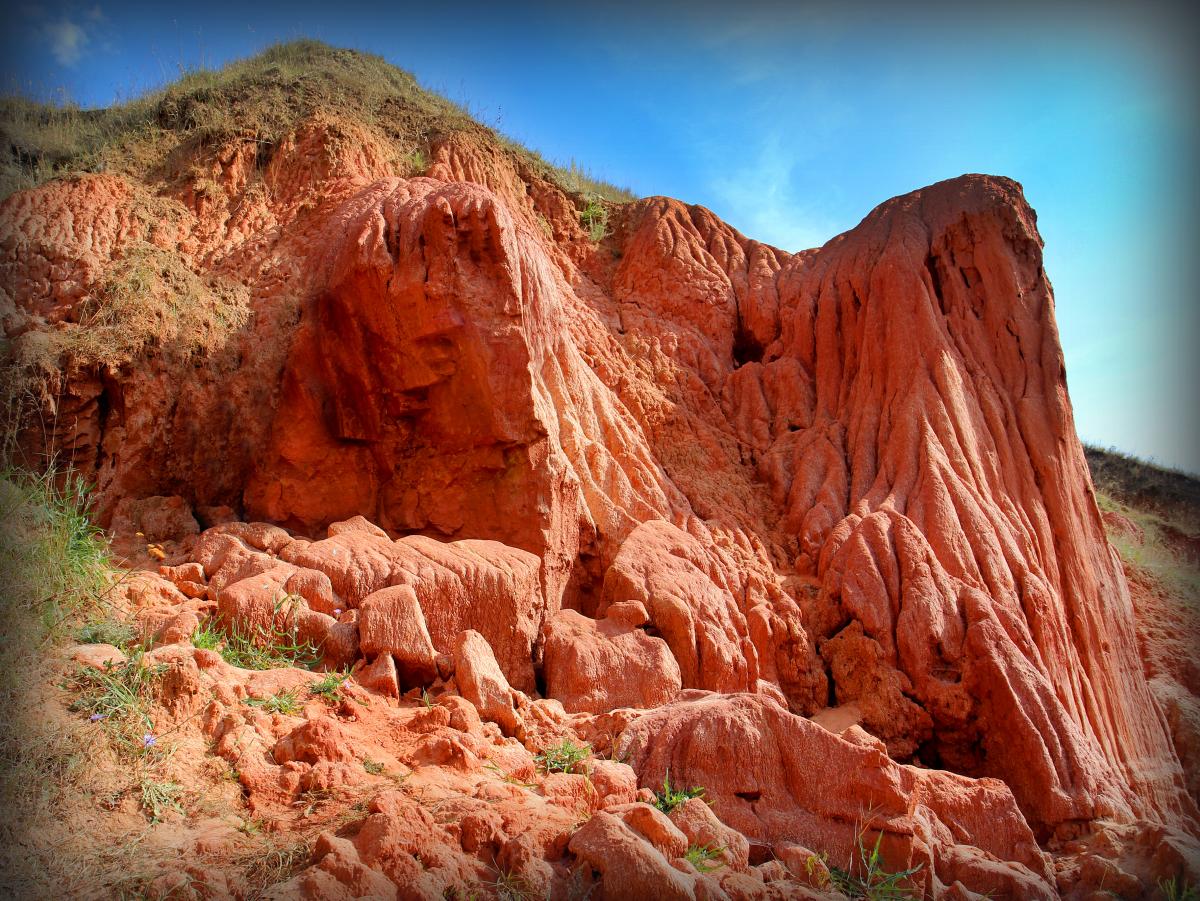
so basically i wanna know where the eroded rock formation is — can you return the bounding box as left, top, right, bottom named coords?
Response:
left=4, top=86, right=1198, bottom=896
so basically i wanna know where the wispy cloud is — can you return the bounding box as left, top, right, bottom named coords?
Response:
left=705, top=130, right=842, bottom=253
left=25, top=5, right=104, bottom=67
left=45, top=17, right=90, bottom=66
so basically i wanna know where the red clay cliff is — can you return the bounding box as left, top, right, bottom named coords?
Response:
left=2, top=66, right=1197, bottom=898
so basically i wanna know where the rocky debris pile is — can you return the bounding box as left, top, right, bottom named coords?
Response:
left=54, top=508, right=1192, bottom=899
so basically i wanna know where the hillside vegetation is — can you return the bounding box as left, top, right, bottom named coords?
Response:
left=1087, top=444, right=1200, bottom=602
left=0, top=470, right=124, bottom=893
left=0, top=39, right=634, bottom=203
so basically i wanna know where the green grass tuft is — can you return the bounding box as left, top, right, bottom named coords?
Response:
left=245, top=688, right=303, bottom=716
left=0, top=468, right=112, bottom=633
left=534, top=738, right=591, bottom=775
left=309, top=668, right=349, bottom=702
left=652, top=769, right=706, bottom=814
left=403, top=147, right=428, bottom=175
left=75, top=617, right=138, bottom=649
left=828, top=832, right=923, bottom=900
left=191, top=615, right=321, bottom=671
left=190, top=620, right=223, bottom=651
left=684, top=844, right=725, bottom=873
left=579, top=195, right=611, bottom=241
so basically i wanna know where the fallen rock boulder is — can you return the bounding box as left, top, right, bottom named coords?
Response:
left=357, top=584, right=437, bottom=685
left=542, top=608, right=680, bottom=713
left=453, top=629, right=520, bottom=735
left=599, top=692, right=1056, bottom=899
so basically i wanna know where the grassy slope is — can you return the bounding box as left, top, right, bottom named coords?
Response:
left=1085, top=445, right=1200, bottom=533
left=0, top=39, right=635, bottom=203
left=0, top=470, right=126, bottom=895
left=1086, top=444, right=1200, bottom=602
left=0, top=471, right=337, bottom=898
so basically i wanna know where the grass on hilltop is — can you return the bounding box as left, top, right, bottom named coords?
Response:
left=0, top=41, right=632, bottom=466
left=1085, top=444, right=1200, bottom=535
left=1086, top=443, right=1200, bottom=603
left=0, top=39, right=635, bottom=202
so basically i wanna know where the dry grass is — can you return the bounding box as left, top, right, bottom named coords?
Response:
left=556, top=158, right=635, bottom=201
left=0, top=242, right=250, bottom=464
left=1088, top=445, right=1200, bottom=605
left=233, top=838, right=314, bottom=899
left=0, top=468, right=138, bottom=896
left=67, top=245, right=250, bottom=366
left=0, top=95, right=156, bottom=198
left=0, top=39, right=635, bottom=203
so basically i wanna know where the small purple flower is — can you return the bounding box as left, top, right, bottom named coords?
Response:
left=142, top=733, right=157, bottom=748
left=333, top=608, right=342, bottom=617
left=90, top=713, right=106, bottom=722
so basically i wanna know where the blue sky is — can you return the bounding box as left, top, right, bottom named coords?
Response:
left=4, top=0, right=1198, bottom=473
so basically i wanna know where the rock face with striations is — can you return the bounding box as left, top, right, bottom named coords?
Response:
left=3, top=56, right=1197, bottom=895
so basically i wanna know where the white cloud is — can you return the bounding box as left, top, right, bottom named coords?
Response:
left=45, top=17, right=89, bottom=66
left=706, top=131, right=841, bottom=253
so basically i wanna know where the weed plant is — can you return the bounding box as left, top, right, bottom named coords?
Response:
left=534, top=738, right=591, bottom=775
left=828, top=832, right=923, bottom=900
left=138, top=777, right=185, bottom=822
left=684, top=844, right=725, bottom=873
left=653, top=770, right=706, bottom=814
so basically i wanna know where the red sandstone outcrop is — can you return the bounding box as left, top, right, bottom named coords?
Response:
left=541, top=606, right=681, bottom=713
left=82, top=510, right=1200, bottom=897
left=4, top=68, right=1198, bottom=894
left=185, top=519, right=544, bottom=689
left=589, top=691, right=1055, bottom=898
